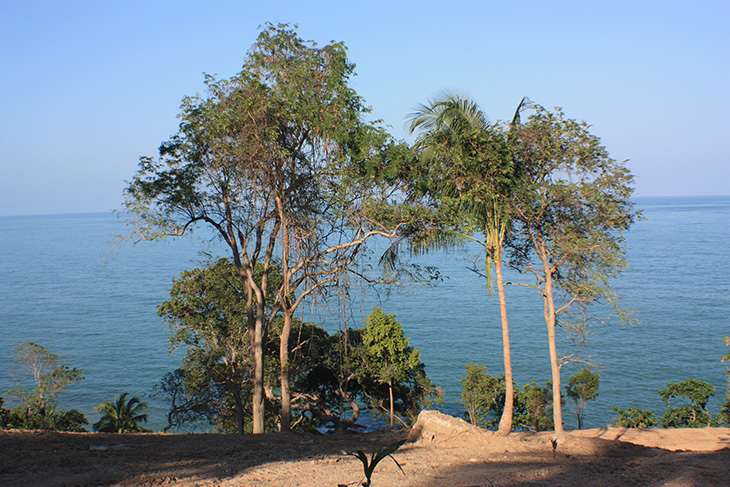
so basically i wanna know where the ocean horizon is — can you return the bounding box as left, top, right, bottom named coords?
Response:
left=1, top=195, right=729, bottom=432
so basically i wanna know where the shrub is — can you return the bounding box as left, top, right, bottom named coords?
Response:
left=611, top=407, right=657, bottom=428
left=658, top=379, right=714, bottom=428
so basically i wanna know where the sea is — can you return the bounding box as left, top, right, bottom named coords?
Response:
left=1, top=195, right=729, bottom=432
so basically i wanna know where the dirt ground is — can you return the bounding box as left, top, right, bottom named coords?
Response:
left=1, top=411, right=729, bottom=487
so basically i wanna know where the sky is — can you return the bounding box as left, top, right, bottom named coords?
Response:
left=1, top=0, right=728, bottom=216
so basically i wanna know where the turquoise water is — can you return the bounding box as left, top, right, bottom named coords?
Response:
left=1, top=196, right=729, bottom=431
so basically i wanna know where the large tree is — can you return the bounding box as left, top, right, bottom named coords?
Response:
left=508, top=102, right=640, bottom=435
left=124, top=23, right=410, bottom=433
left=407, top=94, right=521, bottom=435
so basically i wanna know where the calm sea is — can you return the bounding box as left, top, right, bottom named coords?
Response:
left=1, top=196, right=729, bottom=431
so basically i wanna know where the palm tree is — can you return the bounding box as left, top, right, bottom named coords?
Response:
left=408, top=93, right=523, bottom=435
left=93, top=392, right=150, bottom=433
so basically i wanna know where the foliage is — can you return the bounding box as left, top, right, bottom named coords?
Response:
left=718, top=337, right=730, bottom=425
left=3, top=342, right=87, bottom=432
left=407, top=93, right=521, bottom=435
left=566, top=367, right=600, bottom=429
left=158, top=258, right=280, bottom=434
left=93, top=392, right=151, bottom=433
left=363, top=307, right=422, bottom=428
left=611, top=407, right=658, bottom=428
left=291, top=323, right=439, bottom=434
left=6, top=342, right=85, bottom=412
left=152, top=369, right=218, bottom=432
left=460, top=363, right=505, bottom=428
left=507, top=101, right=640, bottom=433
left=347, top=440, right=405, bottom=487
left=658, top=379, right=714, bottom=428
left=459, top=364, right=553, bottom=432
left=0, top=396, right=88, bottom=432
left=158, top=260, right=437, bottom=434
left=123, top=22, right=415, bottom=434
left=717, top=398, right=730, bottom=426
left=520, top=381, right=555, bottom=432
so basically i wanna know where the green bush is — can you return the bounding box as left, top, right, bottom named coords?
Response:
left=460, top=364, right=554, bottom=432
left=658, top=379, right=714, bottom=428
left=611, top=407, right=657, bottom=428
left=0, top=397, right=88, bottom=432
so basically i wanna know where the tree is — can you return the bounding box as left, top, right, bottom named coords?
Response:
left=508, top=102, right=640, bottom=434
left=123, top=23, right=411, bottom=434
left=408, top=94, right=523, bottom=435
left=159, top=258, right=280, bottom=434
left=658, top=379, right=714, bottom=428
left=460, top=363, right=507, bottom=428
left=459, top=364, right=554, bottom=432
left=153, top=369, right=218, bottom=432
left=6, top=342, right=85, bottom=412
left=290, top=322, right=438, bottom=434
left=519, top=381, right=555, bottom=432
left=93, top=392, right=150, bottom=433
left=566, top=367, right=600, bottom=429
left=0, top=395, right=88, bottom=432
left=362, top=307, right=421, bottom=429
left=159, top=259, right=432, bottom=433
left=611, top=407, right=657, bottom=428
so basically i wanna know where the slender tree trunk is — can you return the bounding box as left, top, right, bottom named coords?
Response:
left=495, top=251, right=514, bottom=436
left=389, top=380, right=394, bottom=429
left=252, top=313, right=266, bottom=434
left=542, top=253, right=563, bottom=435
left=577, top=402, right=584, bottom=430
left=280, top=310, right=292, bottom=432
left=277, top=200, right=292, bottom=432
left=233, top=384, right=246, bottom=435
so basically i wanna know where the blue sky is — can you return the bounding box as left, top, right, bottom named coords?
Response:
left=1, top=0, right=728, bottom=216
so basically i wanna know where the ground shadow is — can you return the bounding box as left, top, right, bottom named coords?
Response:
left=418, top=440, right=730, bottom=487
left=0, top=428, right=406, bottom=486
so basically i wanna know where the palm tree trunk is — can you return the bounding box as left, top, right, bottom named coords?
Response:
left=495, top=251, right=514, bottom=436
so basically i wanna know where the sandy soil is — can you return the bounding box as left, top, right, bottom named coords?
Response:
left=1, top=411, right=729, bottom=487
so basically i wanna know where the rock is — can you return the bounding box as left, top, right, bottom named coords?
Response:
left=407, top=410, right=487, bottom=443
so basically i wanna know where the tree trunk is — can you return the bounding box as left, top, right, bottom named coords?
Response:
left=280, top=310, right=292, bottom=432
left=233, top=384, right=246, bottom=435
left=542, top=255, right=563, bottom=435
left=252, top=314, right=266, bottom=434
left=495, top=251, right=514, bottom=436
left=389, top=380, right=394, bottom=429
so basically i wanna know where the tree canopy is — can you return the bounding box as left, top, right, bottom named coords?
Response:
left=506, top=102, right=640, bottom=433
left=124, top=23, right=416, bottom=433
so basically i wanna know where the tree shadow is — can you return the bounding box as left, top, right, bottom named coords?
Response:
left=0, top=428, right=406, bottom=486
left=417, top=440, right=730, bottom=486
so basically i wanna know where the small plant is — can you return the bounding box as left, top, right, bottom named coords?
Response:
left=347, top=440, right=405, bottom=486
left=566, top=367, right=599, bottom=429
left=548, top=436, right=558, bottom=457
left=93, top=392, right=150, bottom=433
